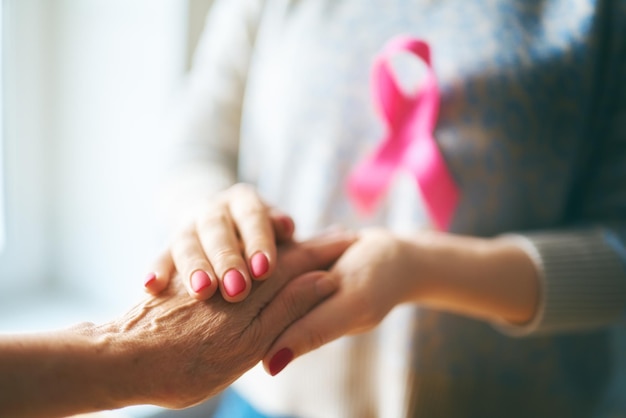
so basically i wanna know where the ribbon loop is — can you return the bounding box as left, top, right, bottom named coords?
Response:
left=347, top=35, right=460, bottom=230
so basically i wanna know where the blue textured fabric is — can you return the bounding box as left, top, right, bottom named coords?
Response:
left=212, top=389, right=273, bottom=418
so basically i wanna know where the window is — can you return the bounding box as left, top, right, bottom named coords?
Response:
left=0, top=2, right=217, bottom=415
left=0, top=0, right=193, bottom=325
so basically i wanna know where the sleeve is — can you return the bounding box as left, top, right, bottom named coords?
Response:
left=496, top=4, right=626, bottom=336
left=157, top=0, right=264, bottom=229
left=495, top=230, right=626, bottom=336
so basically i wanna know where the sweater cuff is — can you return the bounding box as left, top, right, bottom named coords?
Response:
left=493, top=229, right=626, bottom=337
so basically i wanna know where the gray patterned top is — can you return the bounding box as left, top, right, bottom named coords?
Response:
left=164, top=0, right=626, bottom=416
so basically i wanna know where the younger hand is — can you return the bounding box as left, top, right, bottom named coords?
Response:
left=145, top=183, right=295, bottom=302
left=262, top=228, right=420, bottom=376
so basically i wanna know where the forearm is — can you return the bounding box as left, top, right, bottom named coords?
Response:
left=404, top=232, right=540, bottom=326
left=0, top=323, right=131, bottom=418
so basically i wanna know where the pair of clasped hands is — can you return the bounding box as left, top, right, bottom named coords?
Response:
left=2, top=180, right=420, bottom=418
left=2, top=180, right=536, bottom=417
left=144, top=183, right=420, bottom=391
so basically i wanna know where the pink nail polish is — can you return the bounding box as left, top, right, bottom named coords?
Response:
left=269, top=348, right=293, bottom=376
left=250, top=252, right=269, bottom=278
left=144, top=272, right=157, bottom=287
left=223, top=269, right=246, bottom=297
left=190, top=270, right=211, bottom=293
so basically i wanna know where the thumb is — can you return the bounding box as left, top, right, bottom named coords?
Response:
left=279, top=229, right=357, bottom=277
left=254, top=271, right=337, bottom=340
left=261, top=276, right=359, bottom=376
left=144, top=249, right=176, bottom=295
left=246, top=230, right=356, bottom=322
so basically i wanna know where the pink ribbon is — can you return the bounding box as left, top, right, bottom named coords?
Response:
left=347, top=35, right=459, bottom=230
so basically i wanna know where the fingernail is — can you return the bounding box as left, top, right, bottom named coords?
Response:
left=250, top=252, right=269, bottom=278
left=269, top=348, right=293, bottom=376
left=223, top=269, right=246, bottom=297
left=190, top=270, right=211, bottom=293
left=144, top=272, right=157, bottom=287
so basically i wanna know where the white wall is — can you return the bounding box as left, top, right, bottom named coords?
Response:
left=0, top=0, right=55, bottom=293
left=0, top=0, right=201, bottom=318
left=50, top=0, right=188, bottom=308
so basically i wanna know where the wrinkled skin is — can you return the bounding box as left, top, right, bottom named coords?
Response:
left=98, top=234, right=353, bottom=409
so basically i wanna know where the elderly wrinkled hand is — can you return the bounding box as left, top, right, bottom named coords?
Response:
left=103, top=232, right=354, bottom=409
left=0, top=232, right=355, bottom=418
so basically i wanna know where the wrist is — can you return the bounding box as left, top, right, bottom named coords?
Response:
left=88, top=319, right=154, bottom=409
left=0, top=322, right=132, bottom=418
left=393, top=233, right=436, bottom=304
left=398, top=230, right=461, bottom=303
left=405, top=232, right=540, bottom=325
left=70, top=321, right=135, bottom=411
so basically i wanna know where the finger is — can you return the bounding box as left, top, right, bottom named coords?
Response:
left=196, top=203, right=251, bottom=303
left=262, top=284, right=359, bottom=376
left=278, top=229, right=358, bottom=276
left=252, top=271, right=338, bottom=352
left=269, top=209, right=295, bottom=243
left=170, top=227, right=219, bottom=301
left=249, top=230, right=357, bottom=309
left=228, top=187, right=276, bottom=281
left=143, top=250, right=176, bottom=294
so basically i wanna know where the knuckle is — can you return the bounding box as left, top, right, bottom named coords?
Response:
left=229, top=182, right=254, bottom=194
left=175, top=223, right=196, bottom=239
left=196, top=209, right=231, bottom=231
left=232, top=202, right=267, bottom=220
left=226, top=183, right=259, bottom=203
left=171, top=243, right=203, bottom=267
left=197, top=197, right=225, bottom=216
left=174, top=247, right=207, bottom=266
left=212, top=247, right=242, bottom=264
left=303, top=327, right=328, bottom=352
left=244, top=238, right=273, bottom=254
left=169, top=230, right=196, bottom=254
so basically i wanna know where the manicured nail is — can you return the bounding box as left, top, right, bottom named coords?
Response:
left=190, top=270, right=211, bottom=293
left=223, top=269, right=246, bottom=297
left=269, top=348, right=293, bottom=376
left=144, top=272, right=157, bottom=287
left=250, top=252, right=269, bottom=278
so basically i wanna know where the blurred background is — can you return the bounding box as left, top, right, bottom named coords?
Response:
left=0, top=0, right=215, bottom=416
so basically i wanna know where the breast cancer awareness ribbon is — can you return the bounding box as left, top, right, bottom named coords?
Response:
left=347, top=35, right=459, bottom=231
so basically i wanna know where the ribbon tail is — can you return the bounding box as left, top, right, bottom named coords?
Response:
left=347, top=144, right=398, bottom=216
left=407, top=136, right=460, bottom=230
